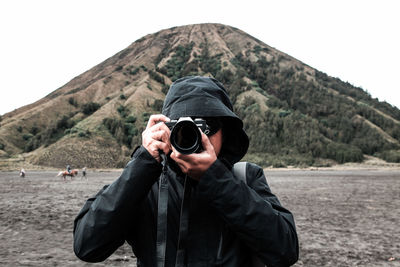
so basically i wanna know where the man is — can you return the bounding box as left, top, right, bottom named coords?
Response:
left=73, top=76, right=299, bottom=266
left=66, top=164, right=71, bottom=174
left=81, top=167, right=87, bottom=179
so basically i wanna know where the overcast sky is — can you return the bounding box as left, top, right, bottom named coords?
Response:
left=1, top=0, right=399, bottom=115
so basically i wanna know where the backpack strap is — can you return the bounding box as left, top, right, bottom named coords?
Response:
left=232, top=162, right=266, bottom=267
left=233, top=161, right=247, bottom=183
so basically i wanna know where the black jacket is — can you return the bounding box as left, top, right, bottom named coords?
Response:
left=73, top=76, right=299, bottom=266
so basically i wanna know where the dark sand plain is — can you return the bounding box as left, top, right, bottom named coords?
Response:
left=0, top=168, right=399, bottom=266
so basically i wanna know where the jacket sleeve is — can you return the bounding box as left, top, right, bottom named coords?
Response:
left=197, top=160, right=299, bottom=267
left=73, top=146, right=161, bottom=262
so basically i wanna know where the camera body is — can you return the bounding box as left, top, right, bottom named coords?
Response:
left=165, top=117, right=208, bottom=154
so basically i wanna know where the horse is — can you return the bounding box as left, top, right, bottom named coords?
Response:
left=57, top=169, right=78, bottom=181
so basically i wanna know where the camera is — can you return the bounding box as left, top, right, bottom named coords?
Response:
left=165, top=117, right=208, bottom=154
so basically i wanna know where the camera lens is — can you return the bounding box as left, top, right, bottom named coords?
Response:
left=170, top=120, right=202, bottom=154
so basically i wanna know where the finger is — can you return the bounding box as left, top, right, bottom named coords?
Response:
left=158, top=141, right=171, bottom=155
left=147, top=140, right=170, bottom=160
left=170, top=146, right=192, bottom=161
left=142, top=127, right=171, bottom=155
left=146, top=114, right=170, bottom=129
left=170, top=147, right=181, bottom=161
left=200, top=132, right=214, bottom=153
left=170, top=148, right=187, bottom=163
left=150, top=121, right=171, bottom=135
left=150, top=129, right=170, bottom=144
left=170, top=152, right=189, bottom=173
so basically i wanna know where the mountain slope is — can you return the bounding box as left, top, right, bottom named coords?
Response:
left=1, top=23, right=399, bottom=168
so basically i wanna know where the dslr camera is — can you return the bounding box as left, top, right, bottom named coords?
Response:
left=165, top=117, right=209, bottom=154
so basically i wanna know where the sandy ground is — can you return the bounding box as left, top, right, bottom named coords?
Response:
left=0, top=168, right=399, bottom=266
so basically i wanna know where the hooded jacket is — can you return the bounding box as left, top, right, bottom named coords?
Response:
left=73, top=76, right=299, bottom=266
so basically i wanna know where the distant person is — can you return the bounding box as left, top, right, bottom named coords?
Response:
left=82, top=167, right=87, bottom=179
left=73, top=76, right=299, bottom=266
left=19, top=168, right=25, bottom=178
left=66, top=164, right=71, bottom=174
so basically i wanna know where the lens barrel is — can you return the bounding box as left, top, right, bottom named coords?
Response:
left=168, top=118, right=203, bottom=154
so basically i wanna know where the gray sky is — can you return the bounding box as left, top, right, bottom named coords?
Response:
left=1, top=0, right=399, bottom=115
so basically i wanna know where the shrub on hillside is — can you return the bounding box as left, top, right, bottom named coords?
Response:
left=103, top=105, right=140, bottom=148
left=377, top=150, right=400, bottom=163
left=151, top=99, right=164, bottom=113
left=78, top=130, right=91, bottom=138
left=325, top=143, right=363, bottom=163
left=149, top=70, right=165, bottom=84
left=117, top=105, right=128, bottom=118
left=68, top=97, right=78, bottom=107
left=82, top=102, right=100, bottom=115
left=22, top=134, right=33, bottom=141
left=30, top=126, right=39, bottom=135
left=162, top=84, right=170, bottom=95
left=160, top=43, right=194, bottom=81
left=103, top=117, right=138, bottom=148
left=23, top=114, right=77, bottom=152
left=126, top=115, right=137, bottom=123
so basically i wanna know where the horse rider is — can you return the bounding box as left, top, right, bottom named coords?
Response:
left=67, top=164, right=71, bottom=174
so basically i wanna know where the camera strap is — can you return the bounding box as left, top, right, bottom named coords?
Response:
left=156, top=152, right=192, bottom=267
left=156, top=153, right=169, bottom=267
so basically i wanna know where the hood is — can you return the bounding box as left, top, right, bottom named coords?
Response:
left=162, top=76, right=249, bottom=165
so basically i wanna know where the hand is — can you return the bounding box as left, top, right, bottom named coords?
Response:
left=142, top=114, right=171, bottom=162
left=170, top=131, right=217, bottom=180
